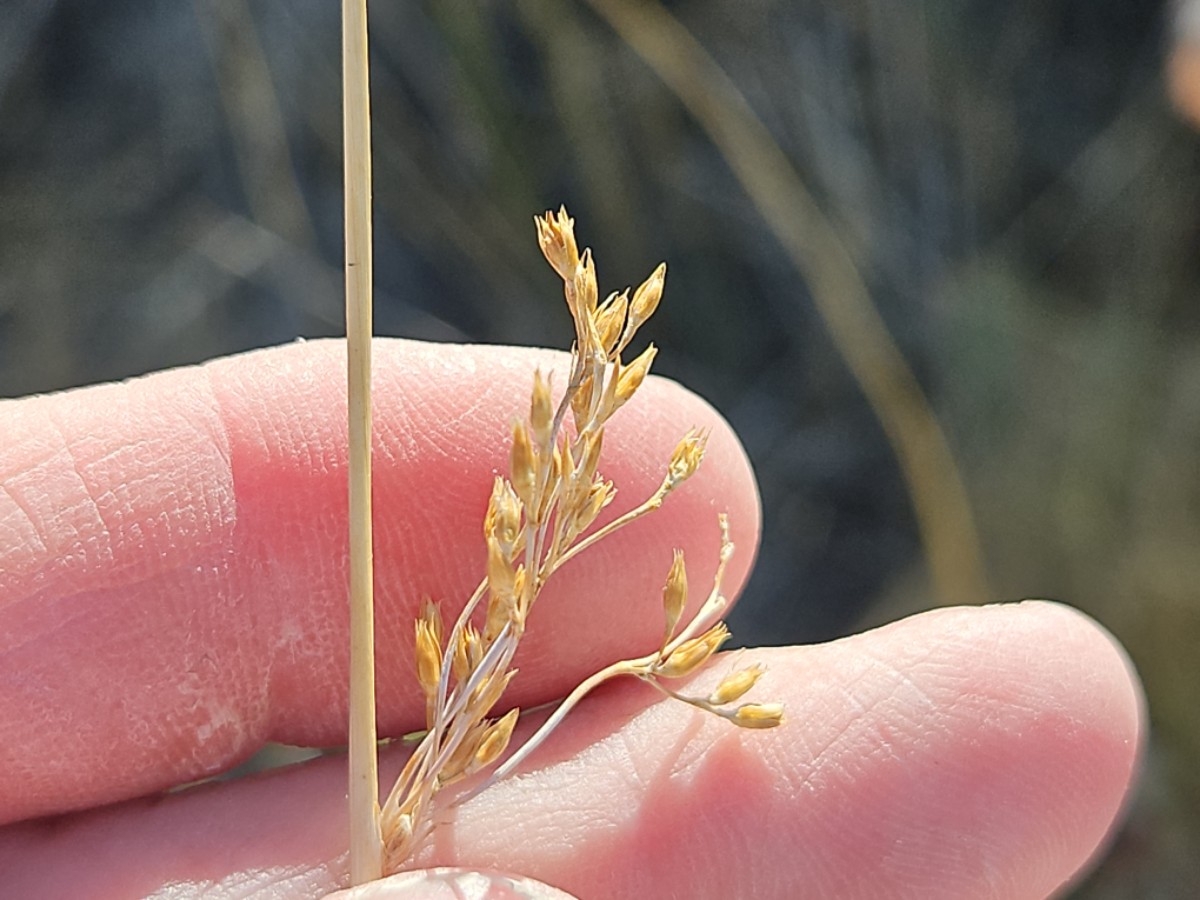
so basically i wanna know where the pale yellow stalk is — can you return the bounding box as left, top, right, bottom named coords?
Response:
left=342, top=0, right=382, bottom=885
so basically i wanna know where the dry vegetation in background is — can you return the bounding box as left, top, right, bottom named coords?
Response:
left=1, top=2, right=1197, bottom=895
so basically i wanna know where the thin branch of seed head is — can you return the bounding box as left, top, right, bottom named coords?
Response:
left=454, top=516, right=735, bottom=808
left=658, top=514, right=735, bottom=654
left=381, top=576, right=493, bottom=820
left=453, top=654, right=649, bottom=806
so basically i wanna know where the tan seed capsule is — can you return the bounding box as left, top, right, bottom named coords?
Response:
left=708, top=663, right=766, bottom=706
left=575, top=249, right=598, bottom=314
left=596, top=361, right=622, bottom=423
left=483, top=583, right=516, bottom=645
left=453, top=624, right=481, bottom=683
left=579, top=430, right=604, bottom=481
left=615, top=343, right=657, bottom=405
left=530, top=370, right=554, bottom=448
left=730, top=702, right=785, bottom=729
left=667, top=428, right=709, bottom=486
left=486, top=478, right=522, bottom=554
left=534, top=207, right=579, bottom=281
left=510, top=420, right=537, bottom=509
left=414, top=618, right=442, bottom=700
left=571, top=372, right=595, bottom=427
left=629, top=262, right=666, bottom=330
left=487, top=536, right=515, bottom=593
left=661, top=550, right=688, bottom=646
left=470, top=667, right=517, bottom=717
left=656, top=622, right=730, bottom=679
left=574, top=478, right=614, bottom=533
left=596, top=290, right=629, bottom=355
left=420, top=597, right=444, bottom=649
left=474, top=707, right=521, bottom=771
left=442, top=725, right=488, bottom=785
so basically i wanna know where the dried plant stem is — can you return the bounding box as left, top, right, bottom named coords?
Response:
left=343, top=0, right=382, bottom=885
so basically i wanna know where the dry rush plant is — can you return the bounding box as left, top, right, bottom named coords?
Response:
left=376, top=208, right=783, bottom=872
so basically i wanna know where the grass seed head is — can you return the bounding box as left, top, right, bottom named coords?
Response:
left=379, top=207, right=781, bottom=874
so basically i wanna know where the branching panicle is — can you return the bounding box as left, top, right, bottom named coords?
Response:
left=377, top=208, right=781, bottom=873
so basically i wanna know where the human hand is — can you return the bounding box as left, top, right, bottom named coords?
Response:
left=0, top=340, right=1141, bottom=898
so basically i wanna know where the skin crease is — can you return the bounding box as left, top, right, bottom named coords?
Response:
left=0, top=339, right=1143, bottom=898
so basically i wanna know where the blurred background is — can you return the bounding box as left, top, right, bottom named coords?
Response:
left=1, top=1, right=1197, bottom=894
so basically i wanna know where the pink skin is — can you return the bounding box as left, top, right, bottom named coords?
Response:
left=0, top=340, right=1142, bottom=898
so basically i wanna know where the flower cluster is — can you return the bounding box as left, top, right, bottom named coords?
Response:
left=377, top=208, right=781, bottom=872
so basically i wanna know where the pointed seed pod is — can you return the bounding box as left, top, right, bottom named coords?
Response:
left=474, top=707, right=521, bottom=771
left=628, top=262, right=666, bottom=332
left=615, top=343, right=657, bottom=406
left=530, top=370, right=553, bottom=449
left=596, top=290, right=629, bottom=356
left=414, top=618, right=443, bottom=701
left=708, top=663, right=766, bottom=706
left=730, top=702, right=785, bottom=729
left=510, top=420, right=538, bottom=509
left=486, top=478, right=523, bottom=555
left=571, top=372, right=595, bottom=428
left=508, top=566, right=528, bottom=624
left=484, top=586, right=517, bottom=646
left=661, top=550, right=688, bottom=647
left=453, top=624, right=481, bottom=683
left=421, top=597, right=444, bottom=649
left=579, top=430, right=604, bottom=481
left=575, top=248, right=598, bottom=314
left=534, top=208, right=579, bottom=281
left=473, top=666, right=517, bottom=713
left=487, top=536, right=515, bottom=595
left=667, top=428, right=709, bottom=486
left=656, top=622, right=730, bottom=679
left=442, top=724, right=488, bottom=785
left=596, top=359, right=622, bottom=423
left=571, top=478, right=614, bottom=537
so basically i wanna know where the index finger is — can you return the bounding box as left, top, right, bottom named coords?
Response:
left=0, top=338, right=759, bottom=824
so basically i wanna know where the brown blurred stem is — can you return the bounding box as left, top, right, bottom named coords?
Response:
left=343, top=0, right=382, bottom=885
left=586, top=0, right=990, bottom=607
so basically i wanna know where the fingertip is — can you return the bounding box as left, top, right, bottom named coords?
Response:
left=825, top=600, right=1145, bottom=897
